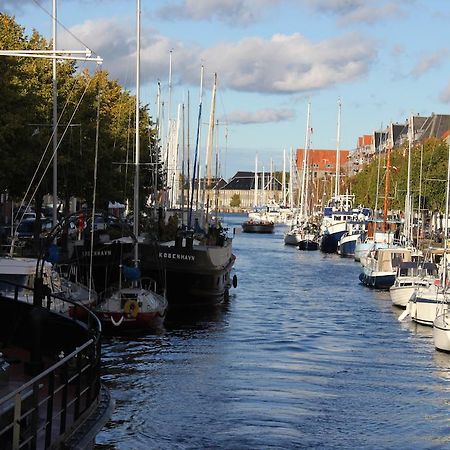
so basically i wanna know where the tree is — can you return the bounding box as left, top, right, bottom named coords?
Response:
left=0, top=14, right=162, bottom=250
left=0, top=14, right=162, bottom=208
left=230, top=193, right=241, bottom=208
left=350, top=138, right=449, bottom=214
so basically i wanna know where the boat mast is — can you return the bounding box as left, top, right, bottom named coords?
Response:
left=254, top=154, right=258, bottom=207
left=334, top=99, right=341, bottom=199
left=405, top=114, right=413, bottom=244
left=282, top=149, right=286, bottom=206
left=52, top=0, right=58, bottom=228
left=270, top=158, right=273, bottom=199
left=289, top=147, right=293, bottom=210
left=205, top=73, right=217, bottom=227
left=133, top=0, right=141, bottom=267
left=383, top=125, right=392, bottom=231
left=300, top=102, right=311, bottom=220
left=188, top=66, right=204, bottom=229
left=417, top=144, right=424, bottom=243
left=374, top=125, right=383, bottom=220
left=262, top=165, right=266, bottom=206
left=442, top=133, right=450, bottom=287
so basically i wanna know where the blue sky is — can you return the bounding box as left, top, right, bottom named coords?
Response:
left=3, top=0, right=450, bottom=178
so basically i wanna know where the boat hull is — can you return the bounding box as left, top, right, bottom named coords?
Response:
left=140, top=241, right=236, bottom=306
left=433, top=312, right=450, bottom=352
left=320, top=230, right=346, bottom=253
left=338, top=234, right=359, bottom=257
left=69, top=237, right=236, bottom=307
left=298, top=240, right=319, bottom=251
left=96, top=311, right=165, bottom=333
left=242, top=222, right=274, bottom=233
left=389, top=285, right=414, bottom=308
left=410, top=294, right=440, bottom=326
left=359, top=272, right=395, bottom=290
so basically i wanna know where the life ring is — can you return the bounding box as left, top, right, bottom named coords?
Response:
left=124, top=299, right=139, bottom=318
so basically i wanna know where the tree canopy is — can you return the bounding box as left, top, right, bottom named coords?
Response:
left=350, top=138, right=449, bottom=213
left=0, top=13, right=161, bottom=216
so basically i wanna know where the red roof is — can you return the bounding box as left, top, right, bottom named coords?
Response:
left=296, top=148, right=350, bottom=171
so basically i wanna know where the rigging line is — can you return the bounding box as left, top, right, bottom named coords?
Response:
left=123, top=107, right=133, bottom=207
left=31, top=0, right=101, bottom=59
left=14, top=74, right=83, bottom=226
left=89, top=80, right=102, bottom=303
left=24, top=76, right=93, bottom=221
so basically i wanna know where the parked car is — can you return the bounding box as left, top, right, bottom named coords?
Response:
left=15, top=218, right=53, bottom=240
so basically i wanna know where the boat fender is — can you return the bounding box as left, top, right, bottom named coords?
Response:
left=111, top=315, right=124, bottom=326
left=124, top=299, right=139, bottom=318
left=232, top=274, right=238, bottom=288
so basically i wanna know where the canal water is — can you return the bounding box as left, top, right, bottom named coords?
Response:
left=96, top=214, right=450, bottom=449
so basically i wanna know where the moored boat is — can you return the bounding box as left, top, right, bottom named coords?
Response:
left=390, top=261, right=436, bottom=308
left=359, top=247, right=413, bottom=290
left=94, top=277, right=167, bottom=333
left=242, top=219, right=274, bottom=234
left=433, top=309, right=450, bottom=352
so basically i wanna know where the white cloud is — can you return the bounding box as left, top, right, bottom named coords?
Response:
left=61, top=19, right=375, bottom=94
left=59, top=18, right=197, bottom=87
left=305, top=0, right=407, bottom=25
left=411, top=50, right=449, bottom=78
left=156, top=0, right=281, bottom=26
left=225, top=108, right=295, bottom=125
left=1, top=0, right=118, bottom=14
left=202, top=32, right=375, bottom=93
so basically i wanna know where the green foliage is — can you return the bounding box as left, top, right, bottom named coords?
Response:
left=230, top=193, right=241, bottom=208
left=0, top=14, right=162, bottom=215
left=350, top=138, right=449, bottom=212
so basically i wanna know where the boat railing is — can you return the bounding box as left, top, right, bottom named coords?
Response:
left=0, top=336, right=101, bottom=449
left=0, top=283, right=103, bottom=449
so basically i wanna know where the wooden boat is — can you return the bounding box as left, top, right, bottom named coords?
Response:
left=242, top=219, right=274, bottom=233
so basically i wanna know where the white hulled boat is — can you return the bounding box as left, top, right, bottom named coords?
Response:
left=389, top=261, right=436, bottom=308
left=359, top=247, right=413, bottom=290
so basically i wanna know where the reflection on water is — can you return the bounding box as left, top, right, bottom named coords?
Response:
left=96, top=214, right=450, bottom=449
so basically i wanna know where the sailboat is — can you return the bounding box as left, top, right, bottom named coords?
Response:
left=354, top=126, right=404, bottom=263
left=137, top=71, right=236, bottom=306
left=284, top=103, right=316, bottom=248
left=243, top=155, right=275, bottom=233
left=319, top=100, right=371, bottom=253
left=432, top=135, right=450, bottom=350
left=87, top=1, right=167, bottom=331
left=290, top=103, right=319, bottom=250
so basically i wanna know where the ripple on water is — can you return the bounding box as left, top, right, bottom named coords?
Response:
left=96, top=215, right=450, bottom=450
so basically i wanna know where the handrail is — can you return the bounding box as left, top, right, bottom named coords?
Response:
left=0, top=339, right=94, bottom=405
left=0, top=338, right=101, bottom=448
